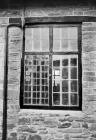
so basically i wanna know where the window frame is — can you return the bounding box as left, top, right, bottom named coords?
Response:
left=20, top=23, right=82, bottom=110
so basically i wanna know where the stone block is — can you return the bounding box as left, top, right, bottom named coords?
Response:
left=89, top=123, right=96, bottom=131
left=28, top=135, right=41, bottom=140
left=18, top=117, right=31, bottom=125
left=58, top=122, right=72, bottom=128
left=82, top=122, right=88, bottom=129
left=72, top=121, right=81, bottom=128
left=18, top=126, right=37, bottom=133
left=57, top=127, right=83, bottom=134
left=7, top=123, right=16, bottom=130
left=18, top=134, right=27, bottom=140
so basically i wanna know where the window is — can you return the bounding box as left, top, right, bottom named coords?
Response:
left=20, top=24, right=82, bottom=110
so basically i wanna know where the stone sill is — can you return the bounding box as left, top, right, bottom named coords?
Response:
left=19, top=109, right=84, bottom=117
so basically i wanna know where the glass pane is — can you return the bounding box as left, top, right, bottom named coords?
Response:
left=53, top=59, right=60, bottom=66
left=24, top=55, right=49, bottom=105
left=71, top=80, right=77, bottom=92
left=62, top=94, right=68, bottom=105
left=25, top=28, right=49, bottom=52
left=53, top=27, right=78, bottom=52
left=69, top=39, right=78, bottom=51
left=62, top=59, right=68, bottom=66
left=62, top=80, right=68, bottom=92
left=53, top=40, right=60, bottom=51
left=53, top=81, right=60, bottom=92
left=24, top=98, right=31, bottom=104
left=33, top=28, right=40, bottom=40
left=71, top=68, right=77, bottom=79
left=71, top=58, right=77, bottom=66
left=61, top=40, right=69, bottom=51
left=53, top=28, right=60, bottom=39
left=53, top=68, right=60, bottom=80
left=25, top=28, right=32, bottom=52
left=41, top=39, right=49, bottom=51
left=25, top=41, right=32, bottom=52
left=62, top=68, right=68, bottom=79
left=41, top=28, right=49, bottom=39
left=71, top=94, right=78, bottom=105
left=33, top=40, right=40, bottom=51
left=61, top=28, right=68, bottom=39
left=53, top=93, right=60, bottom=105
left=69, top=27, right=78, bottom=39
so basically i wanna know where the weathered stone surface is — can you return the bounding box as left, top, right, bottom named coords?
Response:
left=82, top=122, right=88, bottom=129
left=89, top=123, right=96, bottom=131
left=7, top=123, right=16, bottom=130
left=58, top=123, right=72, bottom=128
left=18, top=117, right=31, bottom=125
left=28, top=135, right=41, bottom=140
left=18, top=134, right=27, bottom=140
left=18, top=126, right=37, bottom=133
left=72, top=121, right=81, bottom=128
left=59, top=117, right=73, bottom=122
left=91, top=133, right=96, bottom=138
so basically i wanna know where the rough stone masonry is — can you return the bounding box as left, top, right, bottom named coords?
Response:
left=1, top=3, right=96, bottom=140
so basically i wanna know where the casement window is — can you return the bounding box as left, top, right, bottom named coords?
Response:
left=20, top=24, right=82, bottom=110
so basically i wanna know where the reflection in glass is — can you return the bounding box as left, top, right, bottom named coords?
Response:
left=62, top=80, right=68, bottom=92
left=62, top=59, right=68, bottom=66
left=71, top=58, right=77, bottom=66
left=71, top=68, right=77, bottom=79
left=71, top=80, right=77, bottom=92
left=24, top=55, right=49, bottom=105
left=37, top=92, right=40, bottom=98
left=33, top=92, right=36, bottom=98
left=53, top=69, right=60, bottom=76
left=53, top=81, right=60, bottom=92
left=62, top=68, right=68, bottom=79
left=37, top=99, right=40, bottom=104
left=45, top=99, right=48, bottom=104
left=53, top=93, right=60, bottom=105
left=62, top=94, right=68, bottom=105
left=53, top=60, right=60, bottom=66
left=71, top=94, right=78, bottom=105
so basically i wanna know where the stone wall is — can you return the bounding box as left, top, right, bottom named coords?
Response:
left=0, top=5, right=96, bottom=140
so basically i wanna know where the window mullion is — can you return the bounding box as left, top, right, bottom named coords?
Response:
left=69, top=56, right=71, bottom=106
left=49, top=27, right=53, bottom=106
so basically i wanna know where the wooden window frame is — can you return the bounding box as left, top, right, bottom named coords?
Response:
left=20, top=23, right=82, bottom=110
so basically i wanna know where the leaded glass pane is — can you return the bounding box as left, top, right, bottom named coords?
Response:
left=71, top=94, right=78, bottom=105
left=62, top=94, right=68, bottom=105
left=24, top=55, right=49, bottom=105
left=53, top=93, right=60, bottom=105
left=25, top=28, right=49, bottom=52
left=53, top=27, right=78, bottom=52
left=52, top=55, right=78, bottom=106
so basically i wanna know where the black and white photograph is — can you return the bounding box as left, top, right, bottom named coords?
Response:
left=1, top=0, right=96, bottom=140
